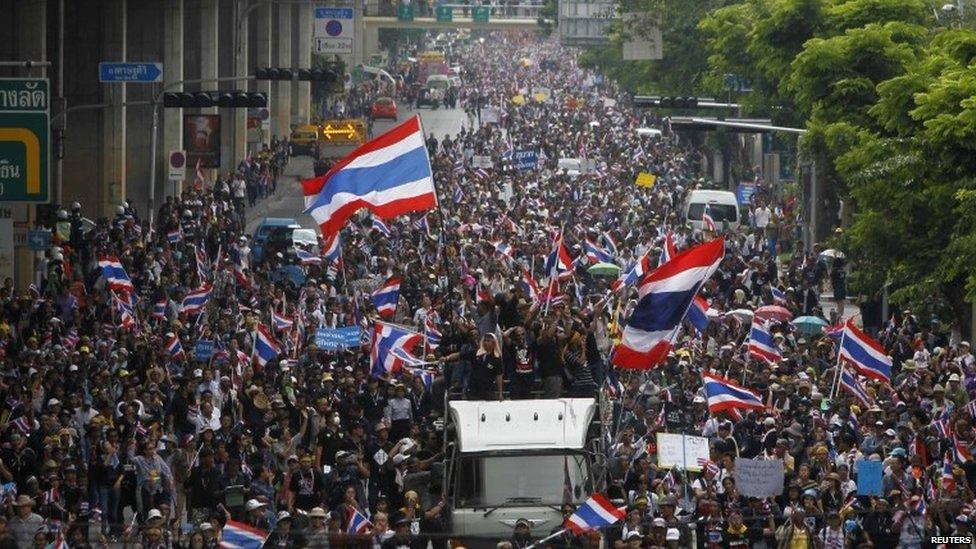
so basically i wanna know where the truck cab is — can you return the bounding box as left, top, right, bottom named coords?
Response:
left=445, top=398, right=603, bottom=546
left=252, top=217, right=301, bottom=265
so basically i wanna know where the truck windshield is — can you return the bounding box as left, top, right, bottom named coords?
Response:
left=455, top=454, right=589, bottom=507
left=687, top=202, right=738, bottom=222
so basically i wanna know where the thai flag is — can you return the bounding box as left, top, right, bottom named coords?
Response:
left=453, top=184, right=463, bottom=204
left=152, top=298, right=168, bottom=320
left=473, top=168, right=489, bottom=180
left=371, top=277, right=401, bottom=319
left=612, top=254, right=652, bottom=293
left=521, top=268, right=540, bottom=301
left=370, top=321, right=423, bottom=377
left=304, top=116, right=437, bottom=237
left=748, top=318, right=782, bottom=365
left=601, top=231, right=618, bottom=257
left=220, top=519, right=268, bottom=549
left=12, top=415, right=33, bottom=435
left=824, top=323, right=844, bottom=340
left=702, top=372, right=765, bottom=414
left=272, top=311, right=294, bottom=332
left=934, top=416, right=952, bottom=439
left=686, top=295, right=711, bottom=333
left=252, top=325, right=281, bottom=368
left=952, top=434, right=972, bottom=463
left=839, top=319, right=892, bottom=384
left=660, top=231, right=678, bottom=265
left=499, top=214, right=523, bottom=234
left=194, top=158, right=206, bottom=188
left=424, top=316, right=442, bottom=351
left=181, top=284, right=212, bottom=315
left=563, top=494, right=625, bottom=534
left=545, top=232, right=574, bottom=278
left=230, top=246, right=250, bottom=287
left=612, top=238, right=724, bottom=369
left=346, top=507, right=372, bottom=534
left=322, top=233, right=342, bottom=263
left=697, top=458, right=720, bottom=476
left=371, top=217, right=392, bottom=237
left=493, top=240, right=515, bottom=262
left=603, top=369, right=625, bottom=398
left=584, top=240, right=614, bottom=264
left=391, top=346, right=426, bottom=367
left=771, top=285, right=787, bottom=306
left=167, top=228, right=182, bottom=244
left=165, top=334, right=184, bottom=358
left=114, top=293, right=137, bottom=330
left=702, top=204, right=717, bottom=232
left=98, top=255, right=134, bottom=292
left=914, top=496, right=926, bottom=517
left=408, top=367, right=435, bottom=390
left=839, top=366, right=871, bottom=407
left=297, top=249, right=322, bottom=265
left=413, top=214, right=432, bottom=237
left=966, top=400, right=976, bottom=418
left=194, top=245, right=211, bottom=281
left=51, top=530, right=68, bottom=549
left=943, top=453, right=957, bottom=492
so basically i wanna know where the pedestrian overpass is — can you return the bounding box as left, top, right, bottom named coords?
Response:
left=359, top=2, right=542, bottom=61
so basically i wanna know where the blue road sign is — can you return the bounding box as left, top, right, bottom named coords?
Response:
left=98, top=62, right=163, bottom=83
left=27, top=229, right=51, bottom=251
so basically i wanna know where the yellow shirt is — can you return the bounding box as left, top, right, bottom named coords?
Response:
left=789, top=527, right=810, bottom=549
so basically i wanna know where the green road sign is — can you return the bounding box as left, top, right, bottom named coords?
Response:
left=397, top=3, right=414, bottom=21
left=0, top=78, right=49, bottom=203
left=436, top=5, right=453, bottom=22
left=473, top=6, right=490, bottom=22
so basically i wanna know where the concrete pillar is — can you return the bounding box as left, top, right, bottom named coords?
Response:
left=293, top=3, right=312, bottom=125
left=199, top=0, right=218, bottom=179
left=274, top=3, right=292, bottom=139
left=14, top=0, right=47, bottom=77
left=233, top=0, right=249, bottom=165
left=101, top=0, right=127, bottom=218
left=255, top=3, right=272, bottom=148
left=163, top=0, right=184, bottom=198
left=365, top=25, right=380, bottom=60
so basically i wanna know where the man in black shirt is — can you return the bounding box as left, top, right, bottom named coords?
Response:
left=288, top=455, right=326, bottom=514
left=185, top=446, right=220, bottom=525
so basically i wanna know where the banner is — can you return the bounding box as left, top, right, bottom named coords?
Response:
left=514, top=150, right=538, bottom=171
left=315, top=326, right=362, bottom=350
left=856, top=460, right=883, bottom=496
left=737, top=182, right=759, bottom=205
left=635, top=172, right=656, bottom=188
left=471, top=155, right=494, bottom=169
left=734, top=458, right=784, bottom=498
left=184, top=114, right=221, bottom=168
left=194, top=340, right=215, bottom=362
left=482, top=106, right=500, bottom=124
left=655, top=433, right=709, bottom=472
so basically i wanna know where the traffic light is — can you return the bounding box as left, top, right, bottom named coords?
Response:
left=254, top=68, right=294, bottom=81
left=298, top=67, right=339, bottom=82
left=161, top=91, right=267, bottom=108
left=256, top=63, right=343, bottom=83
left=634, top=96, right=700, bottom=109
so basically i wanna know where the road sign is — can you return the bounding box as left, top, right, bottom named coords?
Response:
left=473, top=6, right=490, bottom=22
left=168, top=150, right=186, bottom=181
left=397, top=3, right=414, bottom=21
left=27, top=229, right=51, bottom=251
left=322, top=122, right=358, bottom=140
left=98, top=62, right=163, bottom=83
left=314, top=7, right=355, bottom=54
left=436, top=5, right=453, bottom=22
left=0, top=78, right=50, bottom=203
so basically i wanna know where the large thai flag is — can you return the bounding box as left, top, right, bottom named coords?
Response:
left=98, top=255, right=134, bottom=292
left=702, top=372, right=765, bottom=414
left=686, top=295, right=711, bottom=333
left=346, top=507, right=372, bottom=534
left=611, top=254, right=651, bottom=292
left=322, top=233, right=342, bottom=263
left=371, top=277, right=401, bottom=319
left=304, top=116, right=437, bottom=236
left=181, top=284, right=212, bottom=315
left=612, top=238, right=724, bottom=369
left=584, top=240, right=614, bottom=264
left=370, top=321, right=423, bottom=378
left=165, top=334, right=184, bottom=358
left=839, top=366, right=871, bottom=406
left=220, top=519, right=267, bottom=549
left=839, top=319, right=892, bottom=384
left=544, top=232, right=574, bottom=278
left=563, top=494, right=625, bottom=534
left=252, top=325, right=281, bottom=368
left=748, top=318, right=782, bottom=365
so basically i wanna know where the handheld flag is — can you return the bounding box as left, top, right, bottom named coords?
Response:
left=563, top=494, right=625, bottom=534
left=748, top=318, right=782, bottom=365
left=252, top=325, right=282, bottom=368
left=839, top=319, right=892, bottom=384
left=702, top=372, right=765, bottom=414
left=181, top=284, right=212, bottom=315
left=98, top=255, right=134, bottom=292
left=370, top=321, right=423, bottom=378
left=371, top=277, right=401, bottom=319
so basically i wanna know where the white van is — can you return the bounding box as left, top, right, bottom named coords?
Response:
left=684, top=189, right=741, bottom=232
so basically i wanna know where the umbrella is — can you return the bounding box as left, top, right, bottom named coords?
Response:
left=792, top=315, right=828, bottom=335
left=820, top=249, right=846, bottom=259
left=725, top=309, right=754, bottom=322
left=587, top=262, right=620, bottom=277
left=755, top=305, right=793, bottom=322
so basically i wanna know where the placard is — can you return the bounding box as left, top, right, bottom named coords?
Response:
left=655, top=433, right=709, bottom=472
left=635, top=172, right=656, bottom=188
left=194, top=340, right=215, bottom=362
left=856, top=460, right=883, bottom=496
left=734, top=458, right=784, bottom=498
left=315, top=326, right=362, bottom=350
left=482, top=106, right=500, bottom=124
left=514, top=150, right=538, bottom=171
left=471, top=155, right=494, bottom=169
left=737, top=182, right=759, bottom=205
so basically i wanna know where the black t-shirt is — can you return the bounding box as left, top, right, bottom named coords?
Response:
left=288, top=468, right=326, bottom=511
left=534, top=338, right=563, bottom=378
left=510, top=342, right=534, bottom=377
left=464, top=350, right=503, bottom=395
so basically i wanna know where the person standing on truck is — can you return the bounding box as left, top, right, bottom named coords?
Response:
left=441, top=333, right=504, bottom=400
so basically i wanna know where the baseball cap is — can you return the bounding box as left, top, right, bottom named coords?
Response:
left=666, top=528, right=680, bottom=541
left=652, top=518, right=666, bottom=528
left=147, top=509, right=162, bottom=520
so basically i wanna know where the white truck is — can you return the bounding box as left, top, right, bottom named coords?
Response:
left=445, top=398, right=603, bottom=545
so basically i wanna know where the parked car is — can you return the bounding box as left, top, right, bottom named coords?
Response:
left=371, top=97, right=398, bottom=120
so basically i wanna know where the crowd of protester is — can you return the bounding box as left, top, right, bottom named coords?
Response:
left=1, top=30, right=974, bottom=549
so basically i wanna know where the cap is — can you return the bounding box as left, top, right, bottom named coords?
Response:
left=245, top=499, right=266, bottom=511
left=652, top=518, right=666, bottom=528
left=200, top=522, right=214, bottom=531
left=47, top=398, right=60, bottom=407
left=666, top=528, right=680, bottom=541
left=884, top=428, right=897, bottom=437
left=950, top=373, right=961, bottom=382
left=147, top=509, right=163, bottom=520
left=309, top=507, right=328, bottom=518
left=625, top=531, right=642, bottom=540
left=515, top=518, right=531, bottom=528
left=277, top=511, right=292, bottom=522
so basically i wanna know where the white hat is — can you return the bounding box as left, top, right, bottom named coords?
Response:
left=245, top=499, right=266, bottom=511
left=147, top=509, right=163, bottom=520
left=950, top=373, right=961, bottom=382
left=666, top=528, right=680, bottom=541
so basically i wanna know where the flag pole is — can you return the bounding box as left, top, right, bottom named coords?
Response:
left=830, top=325, right=848, bottom=400
left=524, top=527, right=570, bottom=549
left=544, top=223, right=566, bottom=318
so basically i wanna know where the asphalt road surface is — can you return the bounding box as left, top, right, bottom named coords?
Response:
left=245, top=106, right=469, bottom=234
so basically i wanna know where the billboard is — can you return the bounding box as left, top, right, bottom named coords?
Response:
left=183, top=114, right=221, bottom=169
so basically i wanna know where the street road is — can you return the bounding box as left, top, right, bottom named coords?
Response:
left=245, top=106, right=468, bottom=234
